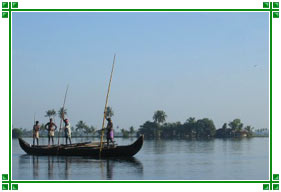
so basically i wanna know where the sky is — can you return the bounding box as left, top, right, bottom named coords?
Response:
left=12, top=12, right=269, bottom=131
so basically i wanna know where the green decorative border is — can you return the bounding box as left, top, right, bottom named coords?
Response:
left=1, top=1, right=280, bottom=190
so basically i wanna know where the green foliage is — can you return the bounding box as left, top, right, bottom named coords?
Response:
left=195, top=118, right=216, bottom=138
left=12, top=128, right=22, bottom=138
left=129, top=126, right=135, bottom=136
left=216, top=120, right=254, bottom=138
left=75, top=120, right=87, bottom=134
left=137, top=116, right=234, bottom=139
left=76, top=120, right=86, bottom=131
left=222, top=123, right=227, bottom=130
left=75, top=121, right=95, bottom=136
left=186, top=117, right=196, bottom=124
left=85, top=125, right=96, bottom=135
left=58, top=107, right=67, bottom=119
left=228, top=118, right=243, bottom=131
left=105, top=106, right=114, bottom=119
left=45, top=109, right=56, bottom=119
left=244, top=125, right=254, bottom=137
left=216, top=123, right=232, bottom=138
left=153, top=110, right=167, bottom=124
left=71, top=126, right=75, bottom=132
left=138, top=121, right=159, bottom=138
left=121, top=129, right=129, bottom=138
left=40, top=124, right=45, bottom=131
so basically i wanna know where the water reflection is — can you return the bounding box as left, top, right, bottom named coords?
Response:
left=32, top=156, right=39, bottom=179
left=18, top=155, right=143, bottom=180
left=14, top=137, right=268, bottom=180
left=98, top=157, right=144, bottom=180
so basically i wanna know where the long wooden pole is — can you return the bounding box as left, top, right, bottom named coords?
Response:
left=33, top=113, right=35, bottom=137
left=57, top=85, right=69, bottom=145
left=34, top=113, right=36, bottom=125
left=99, top=54, right=116, bottom=155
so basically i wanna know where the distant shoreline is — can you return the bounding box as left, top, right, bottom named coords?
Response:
left=13, top=135, right=268, bottom=139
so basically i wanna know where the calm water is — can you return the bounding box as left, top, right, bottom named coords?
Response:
left=12, top=137, right=269, bottom=180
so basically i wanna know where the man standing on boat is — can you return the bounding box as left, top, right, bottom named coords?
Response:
left=45, top=118, right=57, bottom=146
left=63, top=118, right=72, bottom=145
left=33, top=121, right=40, bottom=146
left=106, top=118, right=114, bottom=147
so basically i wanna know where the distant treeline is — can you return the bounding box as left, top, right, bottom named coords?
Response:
left=13, top=108, right=267, bottom=139
left=137, top=110, right=258, bottom=139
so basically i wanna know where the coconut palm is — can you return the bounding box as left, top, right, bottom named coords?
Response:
left=76, top=120, right=94, bottom=136
left=153, top=110, right=167, bottom=124
left=129, top=126, right=135, bottom=137
left=76, top=120, right=86, bottom=132
left=186, top=117, right=196, bottom=124
left=45, top=109, right=56, bottom=120
left=105, top=106, right=114, bottom=119
left=244, top=125, right=254, bottom=136
left=58, top=107, right=67, bottom=119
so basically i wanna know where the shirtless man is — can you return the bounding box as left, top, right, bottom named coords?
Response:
left=45, top=118, right=57, bottom=146
left=33, top=121, right=40, bottom=146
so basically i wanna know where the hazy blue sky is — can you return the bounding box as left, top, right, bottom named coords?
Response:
left=12, top=12, right=269, bottom=131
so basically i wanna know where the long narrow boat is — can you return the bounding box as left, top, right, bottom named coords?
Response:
left=18, top=135, right=144, bottom=158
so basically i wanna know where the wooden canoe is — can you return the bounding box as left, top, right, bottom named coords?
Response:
left=18, top=135, right=144, bottom=158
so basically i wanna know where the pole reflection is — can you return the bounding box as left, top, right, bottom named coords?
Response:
left=47, top=156, right=54, bottom=180
left=32, top=155, right=39, bottom=179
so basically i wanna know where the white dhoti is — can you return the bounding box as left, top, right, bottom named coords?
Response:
left=33, top=131, right=39, bottom=139
left=49, top=130, right=55, bottom=137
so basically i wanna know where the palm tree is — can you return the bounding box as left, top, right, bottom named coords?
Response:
left=186, top=117, right=196, bottom=124
left=45, top=109, right=57, bottom=120
left=82, top=125, right=91, bottom=136
left=121, top=129, right=129, bottom=137
left=244, top=125, right=254, bottom=137
left=105, top=106, right=114, bottom=119
left=185, top=117, right=196, bottom=137
left=76, top=120, right=87, bottom=136
left=129, top=126, right=135, bottom=137
left=58, top=107, right=67, bottom=119
left=152, top=110, right=167, bottom=138
left=40, top=124, right=45, bottom=131
left=153, top=110, right=167, bottom=124
left=89, top=125, right=96, bottom=135
left=222, top=123, right=227, bottom=130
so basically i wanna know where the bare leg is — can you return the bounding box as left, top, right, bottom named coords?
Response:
left=33, top=137, right=35, bottom=146
left=48, top=136, right=51, bottom=145
left=36, top=138, right=39, bottom=146
left=110, top=138, right=114, bottom=146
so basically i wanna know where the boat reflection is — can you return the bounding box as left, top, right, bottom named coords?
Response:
left=18, top=155, right=143, bottom=180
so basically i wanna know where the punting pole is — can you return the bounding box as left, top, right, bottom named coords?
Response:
left=33, top=113, right=35, bottom=136
left=57, top=85, right=69, bottom=145
left=99, top=54, right=116, bottom=157
left=34, top=113, right=35, bottom=126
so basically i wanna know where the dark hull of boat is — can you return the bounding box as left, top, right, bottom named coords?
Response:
left=18, top=136, right=144, bottom=158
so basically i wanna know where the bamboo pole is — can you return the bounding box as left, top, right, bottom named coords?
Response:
left=34, top=113, right=36, bottom=125
left=57, top=85, right=69, bottom=145
left=99, top=54, right=116, bottom=156
left=33, top=113, right=36, bottom=140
